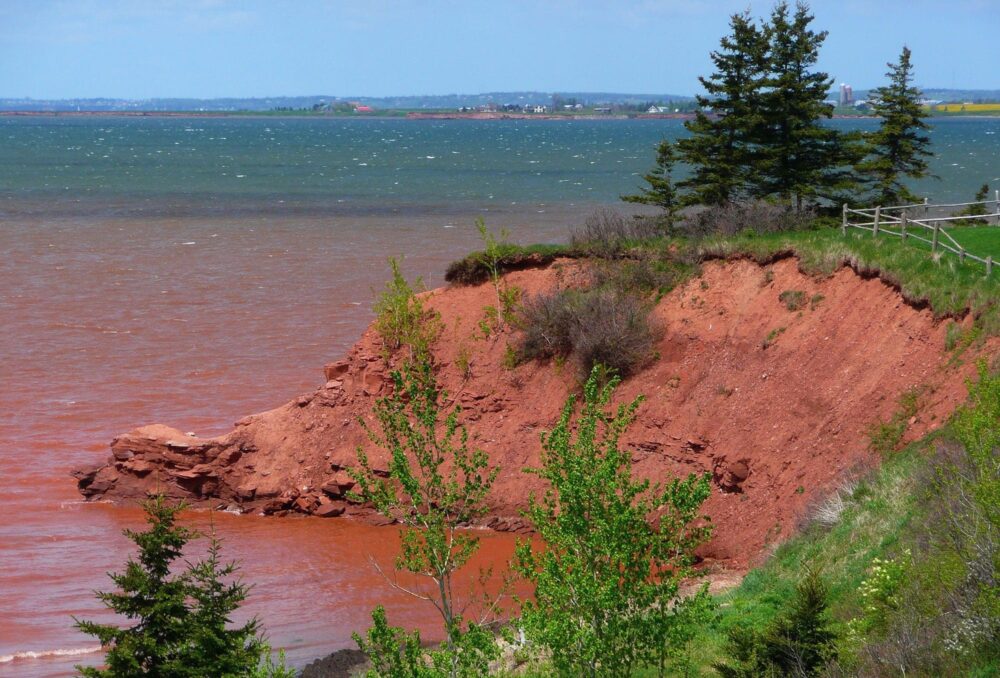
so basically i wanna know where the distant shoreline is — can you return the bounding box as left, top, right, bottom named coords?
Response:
left=4, top=110, right=998, bottom=122
left=0, top=110, right=898, bottom=121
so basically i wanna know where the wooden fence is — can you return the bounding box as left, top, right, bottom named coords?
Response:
left=842, top=192, right=1000, bottom=276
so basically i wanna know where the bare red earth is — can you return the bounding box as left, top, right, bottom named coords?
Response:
left=75, top=257, right=996, bottom=569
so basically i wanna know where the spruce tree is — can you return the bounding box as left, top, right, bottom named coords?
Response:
left=76, top=496, right=198, bottom=677
left=621, top=139, right=678, bottom=222
left=858, top=45, right=933, bottom=206
left=756, top=2, right=853, bottom=209
left=183, top=537, right=270, bottom=677
left=75, top=496, right=290, bottom=677
left=676, top=11, right=767, bottom=206
left=715, top=568, right=836, bottom=677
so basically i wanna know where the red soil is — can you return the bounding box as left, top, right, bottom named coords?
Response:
left=75, top=257, right=996, bottom=570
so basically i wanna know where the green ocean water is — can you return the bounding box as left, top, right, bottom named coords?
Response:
left=1, top=116, right=998, bottom=218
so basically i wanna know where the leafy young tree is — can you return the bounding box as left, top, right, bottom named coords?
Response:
left=353, top=606, right=431, bottom=678
left=75, top=495, right=292, bottom=678
left=350, top=359, right=502, bottom=677
left=756, top=2, right=856, bottom=209
left=621, top=139, right=679, bottom=223
left=515, top=366, right=713, bottom=677
left=857, top=45, right=933, bottom=206
left=676, top=10, right=768, bottom=206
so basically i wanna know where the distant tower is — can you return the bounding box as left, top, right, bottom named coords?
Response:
left=839, top=83, right=853, bottom=106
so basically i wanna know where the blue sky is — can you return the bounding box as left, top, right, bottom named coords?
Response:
left=1, top=0, right=997, bottom=99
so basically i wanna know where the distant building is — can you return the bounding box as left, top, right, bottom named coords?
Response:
left=646, top=105, right=669, bottom=114
left=839, top=83, right=854, bottom=106
left=354, top=105, right=373, bottom=113
left=524, top=105, right=547, bottom=114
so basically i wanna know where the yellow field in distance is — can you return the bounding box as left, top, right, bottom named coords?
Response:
left=930, top=102, right=1000, bottom=113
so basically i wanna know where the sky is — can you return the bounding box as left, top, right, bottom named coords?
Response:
left=1, top=0, right=998, bottom=100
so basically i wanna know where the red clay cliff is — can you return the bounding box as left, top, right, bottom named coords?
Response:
left=75, top=257, right=994, bottom=569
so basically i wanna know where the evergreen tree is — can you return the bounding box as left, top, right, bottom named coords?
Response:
left=756, top=2, right=855, bottom=209
left=621, top=139, right=678, bottom=222
left=676, top=11, right=768, bottom=206
left=716, top=568, right=836, bottom=677
left=857, top=45, right=933, bottom=206
left=75, top=496, right=198, bottom=677
left=184, top=537, right=271, bottom=677
left=75, top=495, right=292, bottom=677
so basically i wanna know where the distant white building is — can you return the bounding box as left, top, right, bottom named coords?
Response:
left=524, top=105, right=547, bottom=114
left=646, top=105, right=669, bottom=114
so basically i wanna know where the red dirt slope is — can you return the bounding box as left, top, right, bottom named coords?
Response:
left=75, top=257, right=995, bottom=569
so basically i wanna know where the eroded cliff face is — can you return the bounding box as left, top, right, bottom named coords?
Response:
left=75, top=257, right=994, bottom=568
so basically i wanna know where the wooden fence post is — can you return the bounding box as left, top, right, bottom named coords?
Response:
left=842, top=203, right=848, bottom=235
left=960, top=248, right=966, bottom=265
left=995, top=189, right=1000, bottom=226
left=924, top=197, right=929, bottom=216
left=932, top=224, right=939, bottom=253
left=987, top=256, right=993, bottom=277
left=901, top=210, right=908, bottom=240
left=873, top=205, right=880, bottom=237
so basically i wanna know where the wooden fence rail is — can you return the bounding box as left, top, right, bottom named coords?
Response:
left=842, top=196, right=999, bottom=277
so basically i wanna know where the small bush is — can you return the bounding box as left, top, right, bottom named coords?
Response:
left=589, top=255, right=695, bottom=296
left=570, top=207, right=666, bottom=258
left=516, top=287, right=659, bottom=379
left=572, top=290, right=659, bottom=379
left=762, top=326, right=786, bottom=349
left=373, top=258, right=441, bottom=361
left=679, top=200, right=817, bottom=238
left=515, top=289, right=578, bottom=362
left=779, top=289, right=807, bottom=311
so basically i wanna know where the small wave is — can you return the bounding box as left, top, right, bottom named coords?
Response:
left=0, top=646, right=102, bottom=664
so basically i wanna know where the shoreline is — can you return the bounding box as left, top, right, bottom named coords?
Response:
left=0, top=109, right=907, bottom=121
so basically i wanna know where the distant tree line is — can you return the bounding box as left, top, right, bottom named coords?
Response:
left=624, top=1, right=932, bottom=216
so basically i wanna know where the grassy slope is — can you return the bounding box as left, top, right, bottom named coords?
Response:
left=698, top=442, right=929, bottom=674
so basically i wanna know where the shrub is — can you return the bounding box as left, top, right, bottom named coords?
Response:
left=678, top=200, right=817, bottom=237
left=589, top=255, right=695, bottom=296
left=570, top=207, right=666, bottom=258
left=515, top=289, right=578, bottom=362
left=373, top=257, right=441, bottom=361
left=571, top=289, right=659, bottom=379
left=779, top=289, right=807, bottom=311
left=515, top=287, right=660, bottom=379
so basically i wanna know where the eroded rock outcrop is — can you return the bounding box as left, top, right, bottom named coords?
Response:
left=75, top=258, right=995, bottom=568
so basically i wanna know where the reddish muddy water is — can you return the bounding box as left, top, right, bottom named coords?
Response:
left=0, top=208, right=579, bottom=676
